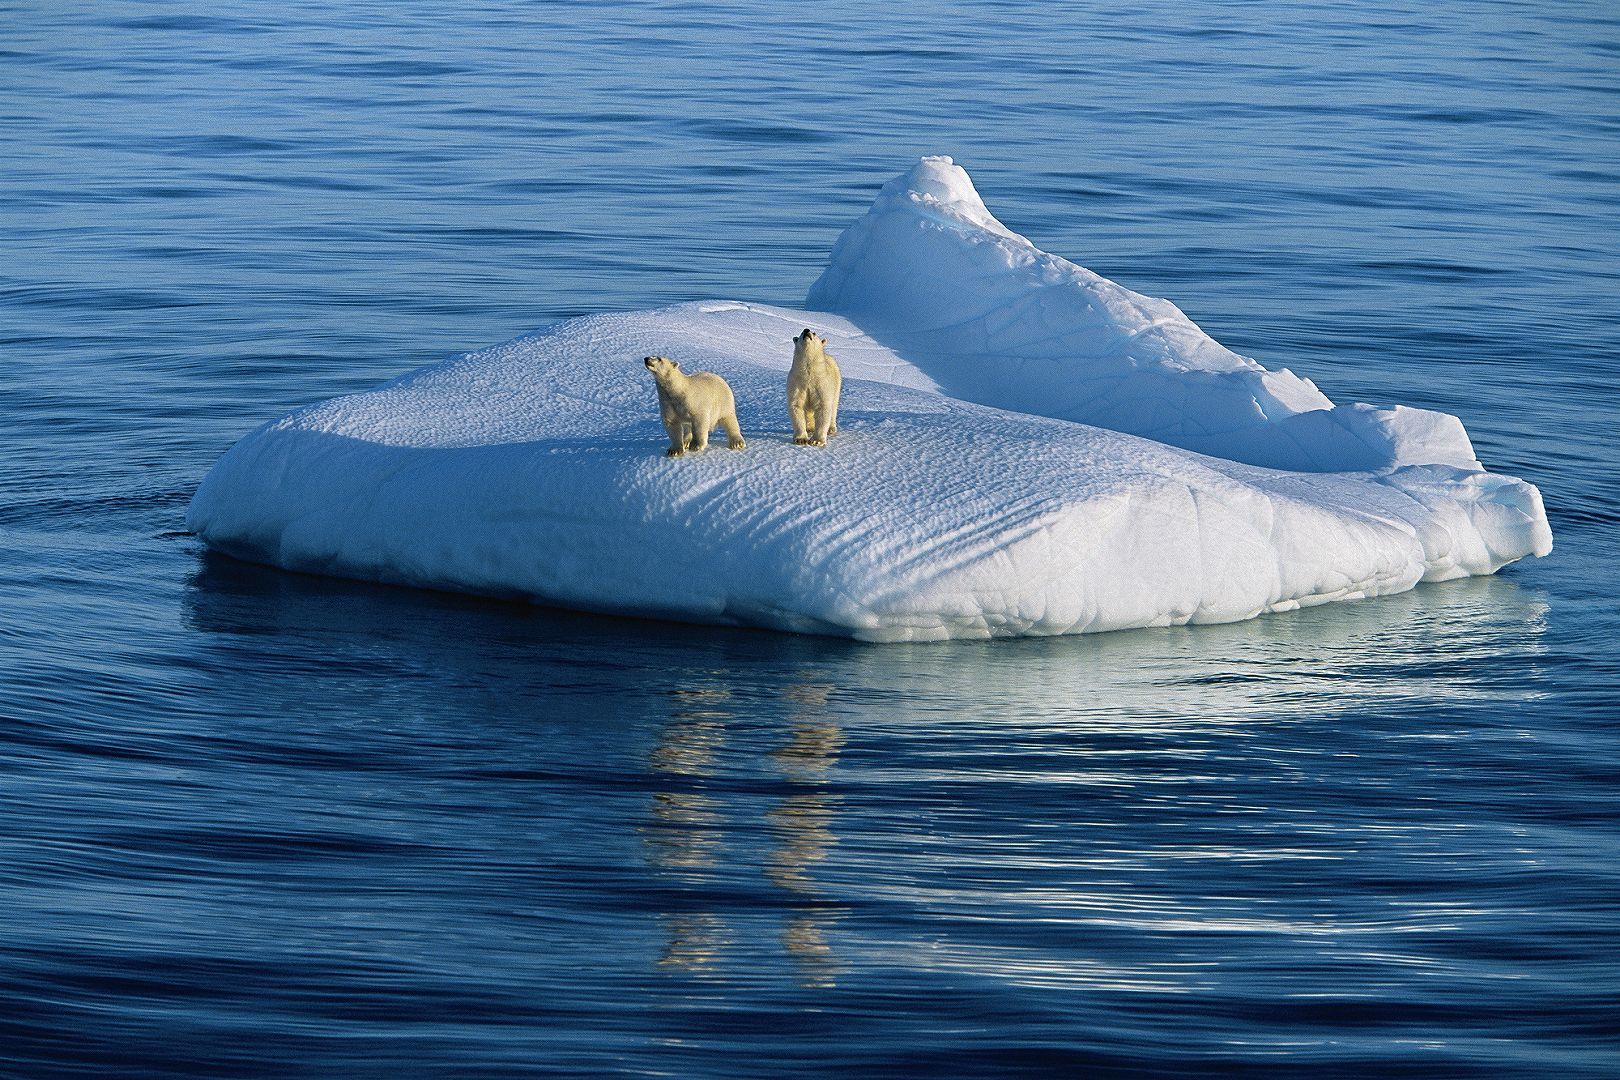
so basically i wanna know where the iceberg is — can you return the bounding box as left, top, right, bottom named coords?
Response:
left=188, top=157, right=1551, bottom=642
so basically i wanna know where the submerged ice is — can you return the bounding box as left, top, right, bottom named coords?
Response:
left=188, top=157, right=1551, bottom=641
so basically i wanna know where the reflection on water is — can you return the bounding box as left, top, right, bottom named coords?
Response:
left=768, top=684, right=845, bottom=988
left=642, top=675, right=848, bottom=986
left=644, top=685, right=731, bottom=971
left=658, top=912, right=730, bottom=974
left=163, top=548, right=1543, bottom=1009
left=184, top=552, right=1549, bottom=717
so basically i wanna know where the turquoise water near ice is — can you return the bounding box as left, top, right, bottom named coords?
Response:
left=3, top=2, right=1617, bottom=1075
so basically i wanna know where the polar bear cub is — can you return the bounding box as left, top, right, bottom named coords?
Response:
left=643, top=355, right=746, bottom=457
left=788, top=328, right=841, bottom=447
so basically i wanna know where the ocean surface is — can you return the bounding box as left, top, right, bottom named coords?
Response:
left=3, top=1, right=1617, bottom=1076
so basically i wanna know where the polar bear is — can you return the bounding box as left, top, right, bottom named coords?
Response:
left=643, top=355, right=746, bottom=457
left=788, top=328, right=841, bottom=447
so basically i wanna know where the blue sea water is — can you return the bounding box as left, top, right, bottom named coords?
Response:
left=3, top=1, right=1618, bottom=1076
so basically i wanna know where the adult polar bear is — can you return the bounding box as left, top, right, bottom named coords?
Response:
left=787, top=328, right=842, bottom=447
left=642, top=354, right=746, bottom=457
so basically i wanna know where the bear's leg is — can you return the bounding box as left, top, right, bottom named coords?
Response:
left=721, top=411, right=746, bottom=450
left=690, top=412, right=712, bottom=452
left=790, top=398, right=811, bottom=445
left=663, top=414, right=688, bottom=457
left=816, top=386, right=841, bottom=444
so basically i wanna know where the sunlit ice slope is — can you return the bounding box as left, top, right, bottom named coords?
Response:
left=812, top=156, right=1485, bottom=475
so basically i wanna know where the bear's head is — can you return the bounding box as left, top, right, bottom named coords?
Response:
left=643, top=355, right=680, bottom=380
left=793, top=328, right=825, bottom=358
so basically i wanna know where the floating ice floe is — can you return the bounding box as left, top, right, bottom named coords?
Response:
left=188, top=157, right=1551, bottom=642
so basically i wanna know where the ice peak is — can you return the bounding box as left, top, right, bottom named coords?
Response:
left=877, top=155, right=1005, bottom=232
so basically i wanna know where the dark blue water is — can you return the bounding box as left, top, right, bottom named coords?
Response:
left=4, top=2, right=1618, bottom=1076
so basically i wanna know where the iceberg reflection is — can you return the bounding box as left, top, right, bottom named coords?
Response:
left=183, top=554, right=1550, bottom=994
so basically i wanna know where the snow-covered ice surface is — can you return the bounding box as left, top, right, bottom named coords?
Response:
left=188, top=158, right=1551, bottom=642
